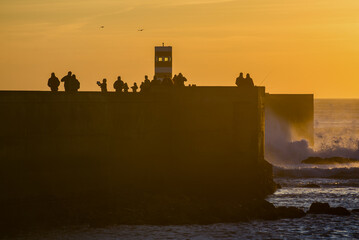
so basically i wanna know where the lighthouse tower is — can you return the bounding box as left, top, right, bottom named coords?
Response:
left=155, top=44, right=172, bottom=81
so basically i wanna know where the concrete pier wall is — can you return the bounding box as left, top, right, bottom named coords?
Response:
left=0, top=87, right=272, bottom=204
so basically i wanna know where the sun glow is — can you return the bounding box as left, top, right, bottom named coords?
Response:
left=0, top=0, right=359, bottom=98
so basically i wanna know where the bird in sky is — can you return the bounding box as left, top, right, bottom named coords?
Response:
left=138, top=29, right=144, bottom=31
left=100, top=26, right=104, bottom=29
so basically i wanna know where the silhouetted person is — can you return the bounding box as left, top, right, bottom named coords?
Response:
left=162, top=77, right=173, bottom=87
left=245, top=73, right=254, bottom=87
left=70, top=74, right=80, bottom=92
left=114, top=76, right=124, bottom=92
left=151, top=75, right=161, bottom=86
left=48, top=73, right=60, bottom=92
left=61, top=71, right=72, bottom=92
left=131, top=82, right=138, bottom=92
left=140, top=75, right=151, bottom=93
left=123, top=83, right=129, bottom=92
left=235, top=72, right=245, bottom=87
left=173, top=73, right=187, bottom=87
left=144, top=75, right=151, bottom=85
left=172, top=74, right=178, bottom=85
left=97, top=79, right=107, bottom=93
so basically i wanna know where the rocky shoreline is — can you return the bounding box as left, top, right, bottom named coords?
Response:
left=2, top=190, right=357, bottom=238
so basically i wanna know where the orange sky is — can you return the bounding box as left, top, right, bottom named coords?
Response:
left=0, top=0, right=358, bottom=98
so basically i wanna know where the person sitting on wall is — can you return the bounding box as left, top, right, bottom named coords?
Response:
left=123, top=83, right=129, bottom=92
left=61, top=71, right=73, bottom=92
left=70, top=74, right=80, bottom=92
left=173, top=73, right=187, bottom=87
left=113, top=76, right=124, bottom=92
left=97, top=79, right=107, bottom=93
left=131, top=82, right=138, bottom=92
left=48, top=72, right=60, bottom=92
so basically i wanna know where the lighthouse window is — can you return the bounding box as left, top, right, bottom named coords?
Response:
left=164, top=57, right=169, bottom=61
left=158, top=57, right=163, bottom=62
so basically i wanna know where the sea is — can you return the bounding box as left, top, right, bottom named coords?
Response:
left=7, top=99, right=359, bottom=240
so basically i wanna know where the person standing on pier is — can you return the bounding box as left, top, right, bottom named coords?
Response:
left=235, top=72, right=245, bottom=87
left=97, top=79, right=107, bottom=93
left=70, top=74, right=80, bottom=92
left=123, top=83, right=129, bottom=92
left=131, top=82, right=138, bottom=92
left=113, top=76, right=124, bottom=92
left=48, top=73, right=60, bottom=92
left=61, top=71, right=72, bottom=92
left=245, top=73, right=254, bottom=87
left=173, top=73, right=187, bottom=87
left=236, top=73, right=254, bottom=87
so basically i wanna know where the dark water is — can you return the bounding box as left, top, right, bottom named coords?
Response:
left=10, top=177, right=359, bottom=240
left=7, top=99, right=359, bottom=239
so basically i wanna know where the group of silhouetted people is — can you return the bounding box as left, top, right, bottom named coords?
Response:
left=235, top=73, right=254, bottom=87
left=96, top=77, right=136, bottom=93
left=48, top=72, right=80, bottom=92
left=138, top=73, right=187, bottom=93
left=48, top=71, right=255, bottom=92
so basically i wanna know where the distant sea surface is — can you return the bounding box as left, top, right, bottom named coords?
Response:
left=9, top=99, right=359, bottom=240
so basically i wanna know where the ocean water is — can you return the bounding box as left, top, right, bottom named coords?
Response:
left=8, top=99, right=359, bottom=240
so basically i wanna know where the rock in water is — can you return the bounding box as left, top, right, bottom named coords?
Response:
left=308, top=202, right=350, bottom=216
left=308, top=202, right=331, bottom=214
left=329, top=207, right=351, bottom=216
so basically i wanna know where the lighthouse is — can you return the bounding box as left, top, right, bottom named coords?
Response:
left=155, top=44, right=172, bottom=81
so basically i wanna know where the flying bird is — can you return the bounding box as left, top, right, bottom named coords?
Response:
left=100, top=26, right=104, bottom=29
left=138, top=29, right=144, bottom=31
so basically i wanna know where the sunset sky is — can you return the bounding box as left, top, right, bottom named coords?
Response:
left=0, top=0, right=358, bottom=98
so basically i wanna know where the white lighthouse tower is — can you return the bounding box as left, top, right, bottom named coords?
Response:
left=155, top=43, right=172, bottom=81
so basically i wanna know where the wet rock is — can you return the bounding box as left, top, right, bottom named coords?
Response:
left=276, top=206, right=306, bottom=219
left=307, top=202, right=350, bottom=216
left=308, top=202, right=330, bottom=214
left=276, top=183, right=282, bottom=189
left=352, top=209, right=359, bottom=213
left=302, top=184, right=320, bottom=188
left=329, top=207, right=350, bottom=216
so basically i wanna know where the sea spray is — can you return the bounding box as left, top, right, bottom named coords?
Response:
left=265, top=108, right=359, bottom=168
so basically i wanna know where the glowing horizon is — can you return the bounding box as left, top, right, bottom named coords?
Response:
left=1, top=0, right=358, bottom=98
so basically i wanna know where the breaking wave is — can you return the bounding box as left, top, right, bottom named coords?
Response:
left=265, top=105, right=359, bottom=179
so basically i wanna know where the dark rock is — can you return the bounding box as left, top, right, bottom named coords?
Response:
left=352, top=209, right=359, bottom=213
left=329, top=207, right=350, bottom=216
left=307, top=202, right=350, bottom=216
left=308, top=202, right=330, bottom=214
left=276, top=206, right=306, bottom=219
left=302, top=184, right=320, bottom=188
left=276, top=183, right=282, bottom=189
